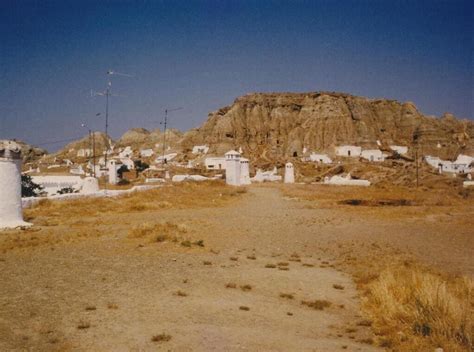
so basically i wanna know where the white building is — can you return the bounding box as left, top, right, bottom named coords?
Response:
left=361, top=149, right=385, bottom=162
left=205, top=157, right=227, bottom=170
left=324, top=174, right=370, bottom=186
left=77, top=148, right=92, bottom=157
left=335, top=145, right=362, bottom=158
left=120, top=157, right=135, bottom=170
left=252, top=167, right=282, bottom=182
left=309, top=153, right=332, bottom=164
left=390, top=145, right=408, bottom=155
left=155, top=153, right=177, bottom=164
left=239, top=158, right=251, bottom=185
left=119, top=146, right=133, bottom=158
left=70, top=165, right=85, bottom=175
left=225, top=150, right=241, bottom=186
left=140, top=149, right=154, bottom=157
left=31, top=175, right=83, bottom=195
left=425, top=155, right=472, bottom=174
left=284, top=162, right=295, bottom=183
left=0, top=140, right=31, bottom=228
left=192, top=145, right=209, bottom=155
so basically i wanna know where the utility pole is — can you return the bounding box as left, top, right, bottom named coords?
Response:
left=161, top=107, right=182, bottom=163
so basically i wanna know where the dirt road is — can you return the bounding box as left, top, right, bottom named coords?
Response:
left=1, top=186, right=387, bottom=351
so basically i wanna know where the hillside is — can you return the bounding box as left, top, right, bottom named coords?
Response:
left=180, top=92, right=473, bottom=161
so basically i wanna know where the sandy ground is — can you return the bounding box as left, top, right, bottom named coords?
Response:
left=0, top=185, right=472, bottom=351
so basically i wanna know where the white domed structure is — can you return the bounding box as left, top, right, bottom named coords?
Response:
left=0, top=140, right=32, bottom=229
left=81, top=177, right=99, bottom=194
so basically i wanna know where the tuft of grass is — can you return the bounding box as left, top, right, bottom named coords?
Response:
left=357, top=319, right=372, bottom=327
left=246, top=255, right=256, bottom=260
left=301, top=299, right=332, bottom=310
left=107, top=303, right=118, bottom=309
left=277, top=262, right=289, bottom=267
left=230, top=257, right=238, bottom=261
left=363, top=264, right=473, bottom=351
left=85, top=306, right=96, bottom=311
left=333, top=284, right=345, bottom=290
left=278, top=267, right=289, bottom=271
left=279, top=293, right=294, bottom=299
left=174, top=290, right=188, bottom=297
left=265, top=264, right=276, bottom=268
left=302, top=263, right=314, bottom=267
left=151, top=333, right=172, bottom=343
left=193, top=240, right=205, bottom=247
left=181, top=240, right=192, bottom=247
left=240, top=284, right=252, bottom=292
left=225, top=283, right=237, bottom=289
left=239, top=306, right=250, bottom=311
left=203, top=260, right=212, bottom=265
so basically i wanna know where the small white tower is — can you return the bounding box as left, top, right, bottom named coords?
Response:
left=284, top=162, right=295, bottom=184
left=225, top=150, right=241, bottom=186
left=239, top=158, right=251, bottom=185
left=107, top=160, right=118, bottom=185
left=0, top=140, right=31, bottom=229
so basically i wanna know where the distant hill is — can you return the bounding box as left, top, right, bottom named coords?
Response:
left=48, top=91, right=473, bottom=164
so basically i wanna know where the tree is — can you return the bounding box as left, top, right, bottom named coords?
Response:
left=134, top=160, right=149, bottom=177
left=117, top=165, right=129, bottom=178
left=21, top=174, right=43, bottom=197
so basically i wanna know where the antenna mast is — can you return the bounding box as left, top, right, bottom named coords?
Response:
left=161, top=107, right=182, bottom=163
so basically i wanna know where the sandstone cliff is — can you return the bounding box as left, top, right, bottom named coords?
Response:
left=181, top=92, right=473, bottom=161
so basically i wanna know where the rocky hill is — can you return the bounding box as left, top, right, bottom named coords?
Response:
left=47, top=92, right=473, bottom=165
left=181, top=92, right=473, bottom=161
left=11, top=140, right=48, bottom=163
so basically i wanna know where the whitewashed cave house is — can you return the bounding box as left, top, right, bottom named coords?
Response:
left=335, top=145, right=362, bottom=158
left=192, top=145, right=209, bottom=155
left=361, top=149, right=386, bottom=162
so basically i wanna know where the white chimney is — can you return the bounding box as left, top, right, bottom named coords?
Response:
left=0, top=140, right=32, bottom=229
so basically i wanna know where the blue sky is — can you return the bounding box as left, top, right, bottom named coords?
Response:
left=0, top=0, right=472, bottom=151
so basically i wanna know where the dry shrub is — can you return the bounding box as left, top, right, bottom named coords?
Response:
left=127, top=222, right=186, bottom=243
left=363, top=265, right=473, bottom=351
left=301, top=299, right=332, bottom=310
left=151, top=333, right=171, bottom=342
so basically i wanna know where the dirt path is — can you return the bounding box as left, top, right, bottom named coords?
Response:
left=0, top=187, right=382, bottom=351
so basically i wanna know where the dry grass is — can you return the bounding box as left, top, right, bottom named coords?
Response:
left=2, top=182, right=246, bottom=252
left=265, top=264, right=276, bottom=268
left=282, top=183, right=474, bottom=220
left=333, top=284, right=345, bottom=290
left=174, top=290, right=188, bottom=297
left=239, top=306, right=250, bottom=311
left=127, top=222, right=186, bottom=244
left=225, top=283, right=237, bottom=289
left=362, top=263, right=473, bottom=351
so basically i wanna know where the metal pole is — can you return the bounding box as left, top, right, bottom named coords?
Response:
left=92, top=132, right=96, bottom=178
left=105, top=87, right=109, bottom=167
left=162, top=109, right=168, bottom=163
left=415, top=147, right=419, bottom=188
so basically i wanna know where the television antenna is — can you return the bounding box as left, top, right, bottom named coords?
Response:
left=91, top=69, right=132, bottom=168
left=160, top=107, right=183, bottom=163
